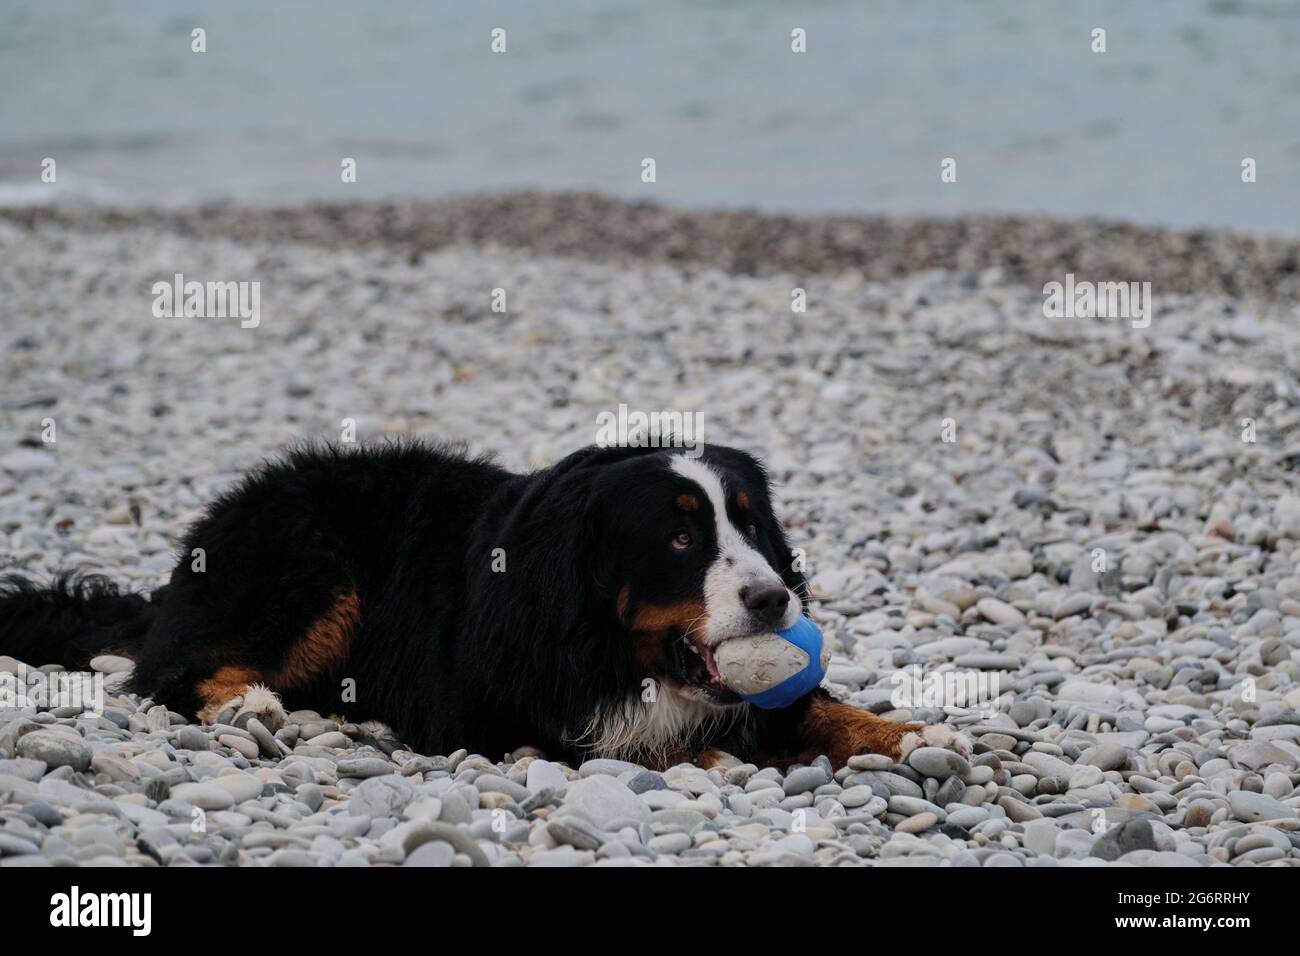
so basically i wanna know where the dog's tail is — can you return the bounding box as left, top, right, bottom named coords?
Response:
left=0, top=573, right=160, bottom=671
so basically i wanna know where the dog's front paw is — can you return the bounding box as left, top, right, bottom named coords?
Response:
left=896, top=724, right=972, bottom=762
left=230, top=684, right=287, bottom=733
left=798, top=698, right=972, bottom=769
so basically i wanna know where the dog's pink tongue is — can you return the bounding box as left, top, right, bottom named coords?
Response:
left=702, top=646, right=723, bottom=685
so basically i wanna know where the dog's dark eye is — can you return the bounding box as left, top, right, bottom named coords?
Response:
left=671, top=531, right=692, bottom=550
left=745, top=524, right=758, bottom=540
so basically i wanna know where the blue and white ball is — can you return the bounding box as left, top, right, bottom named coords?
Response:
left=714, top=615, right=828, bottom=709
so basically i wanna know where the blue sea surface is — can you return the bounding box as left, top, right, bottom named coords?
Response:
left=2, top=0, right=1298, bottom=234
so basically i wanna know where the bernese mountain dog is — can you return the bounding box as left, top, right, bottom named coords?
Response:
left=0, top=441, right=968, bottom=769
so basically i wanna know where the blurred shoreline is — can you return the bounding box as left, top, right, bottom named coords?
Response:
left=7, top=3, right=1300, bottom=237
left=3, top=192, right=1299, bottom=303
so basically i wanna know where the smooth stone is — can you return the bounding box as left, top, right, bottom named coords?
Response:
left=1119, top=793, right=1158, bottom=814
left=563, top=775, right=650, bottom=828
left=896, top=812, right=939, bottom=834
left=436, top=791, right=472, bottom=825
left=978, top=733, right=1018, bottom=751
left=176, top=726, right=208, bottom=752
left=525, top=759, right=568, bottom=794
left=1182, top=800, right=1214, bottom=828
left=1055, top=829, right=1095, bottom=860
left=1069, top=766, right=1104, bottom=789
left=1233, top=831, right=1290, bottom=855
left=389, top=820, right=489, bottom=867
left=1091, top=819, right=1156, bottom=861
left=245, top=717, right=282, bottom=758
left=839, top=785, right=875, bottom=809
left=169, top=783, right=235, bottom=811
left=90, top=754, right=139, bottom=782
left=998, top=796, right=1042, bottom=822
left=218, top=734, right=258, bottom=759
left=947, top=806, right=989, bottom=828
left=296, top=720, right=340, bottom=740
left=402, top=841, right=455, bottom=867
left=1229, top=740, right=1297, bottom=771
left=303, top=731, right=349, bottom=749
left=1082, top=744, right=1129, bottom=771
left=770, top=833, right=816, bottom=857
left=348, top=775, right=415, bottom=817
left=209, top=773, right=263, bottom=804
left=15, top=731, right=91, bottom=772
left=650, top=808, right=708, bottom=829
left=1263, top=772, right=1294, bottom=800
left=1057, top=681, right=1122, bottom=705
left=88, top=655, right=134, bottom=675
left=1023, top=819, right=1060, bottom=856
left=976, top=598, right=1026, bottom=627
left=871, top=771, right=924, bottom=799
left=337, top=757, right=395, bottom=778
left=296, top=783, right=324, bottom=813
left=473, top=774, right=529, bottom=803
left=907, top=747, right=970, bottom=781
left=1053, top=594, right=1093, bottom=619
left=783, top=766, right=831, bottom=795
left=1022, top=752, right=1074, bottom=779
left=889, top=795, right=944, bottom=818
left=118, top=803, right=168, bottom=828
left=21, top=801, right=64, bottom=828
left=1228, top=791, right=1296, bottom=823
left=0, top=833, right=41, bottom=856
left=647, top=832, right=692, bottom=855
left=546, top=819, right=603, bottom=851
left=626, top=770, right=667, bottom=795
left=0, top=757, right=47, bottom=782
left=578, top=759, right=642, bottom=777
left=846, top=754, right=893, bottom=771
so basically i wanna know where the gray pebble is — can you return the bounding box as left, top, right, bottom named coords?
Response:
left=337, top=757, right=394, bottom=779
left=15, top=731, right=91, bottom=772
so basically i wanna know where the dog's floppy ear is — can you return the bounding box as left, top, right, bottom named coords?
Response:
left=464, top=450, right=637, bottom=735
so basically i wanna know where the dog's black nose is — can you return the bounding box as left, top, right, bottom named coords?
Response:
left=741, top=583, right=790, bottom=627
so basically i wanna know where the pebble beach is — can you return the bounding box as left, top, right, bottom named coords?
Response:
left=3, top=196, right=1300, bottom=867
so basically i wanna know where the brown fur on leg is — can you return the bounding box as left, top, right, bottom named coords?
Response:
left=755, top=695, right=923, bottom=769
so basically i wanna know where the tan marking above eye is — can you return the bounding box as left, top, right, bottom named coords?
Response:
left=736, top=490, right=750, bottom=510
left=676, top=494, right=700, bottom=512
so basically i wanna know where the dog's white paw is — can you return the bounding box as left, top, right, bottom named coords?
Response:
left=897, top=724, right=972, bottom=761
left=231, top=684, right=287, bottom=733
left=200, top=683, right=286, bottom=732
